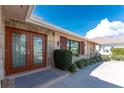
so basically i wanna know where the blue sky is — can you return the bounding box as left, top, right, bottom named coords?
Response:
left=33, top=5, right=124, bottom=37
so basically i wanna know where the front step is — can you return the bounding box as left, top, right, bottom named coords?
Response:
left=12, top=69, right=70, bottom=88
left=34, top=69, right=70, bottom=88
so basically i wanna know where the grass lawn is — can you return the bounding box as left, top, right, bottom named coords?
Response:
left=112, top=55, right=124, bottom=61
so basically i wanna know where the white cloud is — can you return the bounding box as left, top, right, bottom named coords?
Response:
left=85, top=18, right=124, bottom=39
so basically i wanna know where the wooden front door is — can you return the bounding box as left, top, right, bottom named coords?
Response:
left=5, top=27, right=46, bottom=75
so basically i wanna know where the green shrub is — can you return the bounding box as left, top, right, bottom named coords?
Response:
left=96, top=55, right=102, bottom=62
left=95, top=57, right=99, bottom=62
left=94, top=58, right=98, bottom=63
left=92, top=55, right=102, bottom=63
left=88, top=59, right=91, bottom=65
left=89, top=57, right=95, bottom=64
left=93, top=58, right=96, bottom=63
left=112, top=55, right=124, bottom=61
left=90, top=59, right=94, bottom=64
left=94, top=59, right=97, bottom=63
left=75, top=60, right=84, bottom=69
left=83, top=59, right=89, bottom=67
left=68, top=64, right=77, bottom=73
left=54, top=49, right=72, bottom=70
left=101, top=55, right=110, bottom=62
left=88, top=59, right=92, bottom=65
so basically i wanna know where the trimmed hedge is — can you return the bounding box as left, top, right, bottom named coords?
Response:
left=101, top=55, right=110, bottom=62
left=75, top=60, right=84, bottom=69
left=87, top=59, right=91, bottom=65
left=92, top=58, right=96, bottom=63
left=83, top=59, right=88, bottom=67
left=54, top=49, right=72, bottom=70
left=54, top=49, right=104, bottom=73
left=87, top=59, right=92, bottom=65
left=89, top=56, right=101, bottom=64
left=68, top=64, right=77, bottom=73
left=94, top=55, right=101, bottom=62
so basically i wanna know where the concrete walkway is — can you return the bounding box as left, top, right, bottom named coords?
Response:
left=47, top=61, right=124, bottom=88
left=13, top=69, right=68, bottom=88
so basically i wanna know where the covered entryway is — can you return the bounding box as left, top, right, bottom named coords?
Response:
left=5, top=26, right=47, bottom=75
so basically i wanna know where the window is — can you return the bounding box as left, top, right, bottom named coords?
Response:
left=67, top=40, right=80, bottom=55
left=67, top=40, right=71, bottom=50
left=103, top=49, right=109, bottom=52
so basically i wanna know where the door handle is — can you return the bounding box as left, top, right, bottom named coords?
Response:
left=27, top=50, right=30, bottom=55
left=5, top=49, right=8, bottom=52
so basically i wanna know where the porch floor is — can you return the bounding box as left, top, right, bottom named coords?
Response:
left=12, top=69, right=67, bottom=88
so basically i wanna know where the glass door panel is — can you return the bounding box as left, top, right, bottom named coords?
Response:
left=33, top=36, right=43, bottom=64
left=5, top=26, right=46, bottom=75
left=12, top=32, right=26, bottom=68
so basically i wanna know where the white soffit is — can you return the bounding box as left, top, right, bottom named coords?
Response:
left=3, top=5, right=29, bottom=20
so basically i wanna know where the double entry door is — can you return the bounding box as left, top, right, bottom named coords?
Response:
left=5, top=27, right=46, bottom=75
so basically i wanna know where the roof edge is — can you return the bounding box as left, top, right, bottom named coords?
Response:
left=25, top=6, right=100, bottom=45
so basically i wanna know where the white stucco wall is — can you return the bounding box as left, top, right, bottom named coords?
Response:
left=0, top=6, right=5, bottom=87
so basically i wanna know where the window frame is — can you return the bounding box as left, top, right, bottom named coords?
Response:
left=67, top=39, right=80, bottom=56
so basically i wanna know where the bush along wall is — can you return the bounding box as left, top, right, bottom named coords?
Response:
left=54, top=49, right=72, bottom=71
left=96, top=55, right=102, bottom=62
left=68, top=64, right=77, bottom=73
left=75, top=55, right=102, bottom=69
left=75, top=60, right=84, bottom=69
left=54, top=49, right=103, bottom=73
left=101, top=55, right=110, bottom=62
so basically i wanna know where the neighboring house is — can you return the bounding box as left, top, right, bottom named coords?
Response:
left=0, top=5, right=99, bottom=87
left=93, top=36, right=124, bottom=50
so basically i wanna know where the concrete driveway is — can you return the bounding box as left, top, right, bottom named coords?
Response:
left=48, top=61, right=124, bottom=88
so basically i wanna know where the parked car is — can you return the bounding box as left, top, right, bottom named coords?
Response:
left=98, top=48, right=112, bottom=56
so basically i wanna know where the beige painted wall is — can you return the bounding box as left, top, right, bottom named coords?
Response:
left=0, top=6, right=5, bottom=87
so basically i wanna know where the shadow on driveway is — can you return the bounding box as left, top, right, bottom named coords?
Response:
left=49, top=62, right=122, bottom=88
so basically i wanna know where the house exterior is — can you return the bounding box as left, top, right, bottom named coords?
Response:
left=0, top=5, right=99, bottom=87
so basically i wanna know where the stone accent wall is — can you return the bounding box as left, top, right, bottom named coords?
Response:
left=47, top=31, right=56, bottom=68
left=0, top=6, right=5, bottom=88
